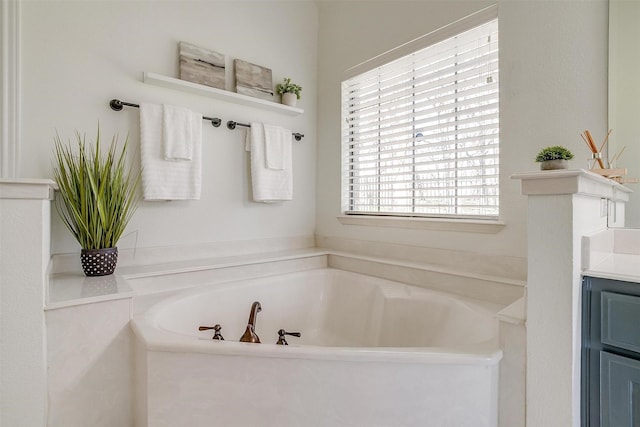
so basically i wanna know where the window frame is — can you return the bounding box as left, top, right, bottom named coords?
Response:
left=341, top=5, right=500, bottom=224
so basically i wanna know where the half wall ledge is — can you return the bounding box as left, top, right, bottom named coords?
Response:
left=511, top=169, right=632, bottom=201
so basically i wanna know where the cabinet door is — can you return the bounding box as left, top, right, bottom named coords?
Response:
left=600, top=351, right=640, bottom=427
left=602, top=292, right=640, bottom=354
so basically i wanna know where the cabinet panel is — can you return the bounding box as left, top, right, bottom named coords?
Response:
left=600, top=351, right=640, bottom=427
left=582, top=277, right=640, bottom=427
left=602, top=291, right=640, bottom=354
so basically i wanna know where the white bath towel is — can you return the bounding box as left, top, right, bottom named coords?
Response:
left=263, top=124, right=290, bottom=170
left=245, top=123, right=292, bottom=202
left=162, top=104, right=193, bottom=161
left=139, top=103, right=202, bottom=200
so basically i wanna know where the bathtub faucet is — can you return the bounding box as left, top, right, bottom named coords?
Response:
left=239, top=301, right=262, bottom=343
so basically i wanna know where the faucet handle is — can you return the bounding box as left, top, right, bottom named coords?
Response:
left=276, top=329, right=301, bottom=345
left=198, top=324, right=224, bottom=340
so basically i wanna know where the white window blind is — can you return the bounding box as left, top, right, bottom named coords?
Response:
left=342, top=16, right=499, bottom=219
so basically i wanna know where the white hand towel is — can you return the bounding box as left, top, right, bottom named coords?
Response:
left=263, top=124, right=290, bottom=170
left=140, top=103, right=202, bottom=200
left=246, top=122, right=292, bottom=202
left=162, top=104, right=193, bottom=161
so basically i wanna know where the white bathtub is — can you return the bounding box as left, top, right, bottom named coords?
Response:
left=132, top=268, right=502, bottom=427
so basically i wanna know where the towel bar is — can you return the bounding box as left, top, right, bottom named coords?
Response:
left=226, top=120, right=304, bottom=142
left=109, top=99, right=222, bottom=127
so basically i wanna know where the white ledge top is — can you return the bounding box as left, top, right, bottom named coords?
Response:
left=143, top=72, right=304, bottom=116
left=0, top=178, right=56, bottom=200
left=46, top=248, right=328, bottom=310
left=511, top=169, right=632, bottom=201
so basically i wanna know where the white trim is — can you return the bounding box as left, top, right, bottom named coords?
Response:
left=337, top=215, right=505, bottom=234
left=343, top=4, right=499, bottom=80
left=511, top=169, right=632, bottom=201
left=0, top=178, right=55, bottom=200
left=1, top=0, right=20, bottom=178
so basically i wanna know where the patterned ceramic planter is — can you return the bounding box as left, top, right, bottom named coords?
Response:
left=80, top=247, right=118, bottom=276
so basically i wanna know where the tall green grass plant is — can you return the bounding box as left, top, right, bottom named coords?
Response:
left=52, top=128, right=141, bottom=250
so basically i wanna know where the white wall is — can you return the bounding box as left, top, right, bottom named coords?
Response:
left=19, top=0, right=318, bottom=256
left=609, top=0, right=640, bottom=228
left=316, top=0, right=609, bottom=261
left=17, top=0, right=609, bottom=261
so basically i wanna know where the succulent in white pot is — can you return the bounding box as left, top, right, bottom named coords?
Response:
left=535, top=146, right=574, bottom=170
left=276, top=77, right=302, bottom=107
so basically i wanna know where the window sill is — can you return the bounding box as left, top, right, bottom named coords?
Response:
left=337, top=215, right=505, bottom=234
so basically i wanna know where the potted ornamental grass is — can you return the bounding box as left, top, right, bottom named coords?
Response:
left=535, top=145, right=574, bottom=170
left=276, top=77, right=302, bottom=107
left=52, top=128, right=141, bottom=276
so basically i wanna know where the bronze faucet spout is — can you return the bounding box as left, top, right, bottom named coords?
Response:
left=239, top=301, right=262, bottom=343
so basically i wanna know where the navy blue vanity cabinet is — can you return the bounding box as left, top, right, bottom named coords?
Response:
left=582, top=276, right=640, bottom=427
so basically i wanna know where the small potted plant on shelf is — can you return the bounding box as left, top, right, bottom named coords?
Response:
left=52, top=128, right=141, bottom=276
left=276, top=77, right=302, bottom=107
left=535, top=145, right=574, bottom=170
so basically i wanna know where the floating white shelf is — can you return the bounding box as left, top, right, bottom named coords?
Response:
left=143, top=72, right=304, bottom=117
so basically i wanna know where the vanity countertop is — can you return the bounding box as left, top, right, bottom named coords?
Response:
left=583, top=228, right=640, bottom=283
left=584, top=253, right=640, bottom=283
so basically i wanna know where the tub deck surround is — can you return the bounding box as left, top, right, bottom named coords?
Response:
left=496, top=296, right=527, bottom=426
left=142, top=350, right=499, bottom=427
left=316, top=235, right=527, bottom=283
left=46, top=298, right=133, bottom=427
left=496, top=296, right=526, bottom=326
left=47, top=246, right=525, bottom=310
left=132, top=268, right=502, bottom=427
left=328, top=253, right=524, bottom=306
left=47, top=273, right=133, bottom=308
left=44, top=242, right=523, bottom=427
left=46, top=248, right=328, bottom=310
left=49, top=235, right=316, bottom=274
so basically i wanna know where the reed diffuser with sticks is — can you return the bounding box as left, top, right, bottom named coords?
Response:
left=579, top=129, right=637, bottom=184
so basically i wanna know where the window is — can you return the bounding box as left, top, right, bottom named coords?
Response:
left=341, top=9, right=499, bottom=220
